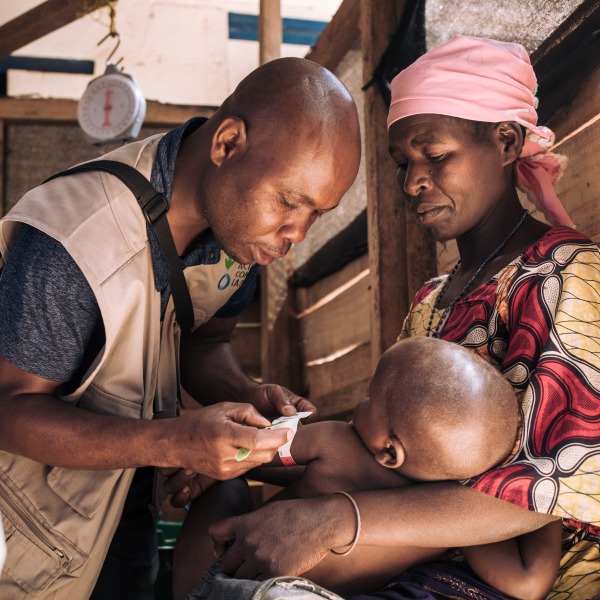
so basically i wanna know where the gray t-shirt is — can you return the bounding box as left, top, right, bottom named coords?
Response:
left=0, top=118, right=258, bottom=385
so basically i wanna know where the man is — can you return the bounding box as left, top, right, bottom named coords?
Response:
left=0, top=57, right=361, bottom=599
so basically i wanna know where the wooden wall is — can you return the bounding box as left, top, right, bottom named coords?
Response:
left=296, top=254, right=370, bottom=418
left=270, top=0, right=600, bottom=422
left=0, top=97, right=214, bottom=217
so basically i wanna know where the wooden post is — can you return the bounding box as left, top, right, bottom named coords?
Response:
left=258, top=0, right=282, bottom=65
left=360, top=0, right=437, bottom=370
left=305, top=0, right=359, bottom=71
left=257, top=0, right=302, bottom=391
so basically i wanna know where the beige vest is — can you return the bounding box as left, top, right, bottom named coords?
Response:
left=0, top=135, right=252, bottom=595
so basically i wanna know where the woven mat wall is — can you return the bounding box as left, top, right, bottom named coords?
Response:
left=4, top=124, right=167, bottom=214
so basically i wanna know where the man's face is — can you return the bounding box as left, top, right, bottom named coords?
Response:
left=388, top=114, right=506, bottom=243
left=199, top=130, right=357, bottom=266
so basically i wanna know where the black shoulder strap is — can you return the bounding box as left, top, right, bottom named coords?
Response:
left=44, top=159, right=194, bottom=333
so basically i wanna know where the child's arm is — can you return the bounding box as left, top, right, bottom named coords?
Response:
left=462, top=518, right=562, bottom=600
left=275, top=420, right=410, bottom=497
left=248, top=420, right=409, bottom=498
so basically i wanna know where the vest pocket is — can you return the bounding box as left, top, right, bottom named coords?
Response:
left=78, top=382, right=144, bottom=419
left=0, top=471, right=88, bottom=594
left=47, top=467, right=123, bottom=519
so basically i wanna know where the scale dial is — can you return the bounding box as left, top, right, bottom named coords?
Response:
left=78, top=67, right=146, bottom=145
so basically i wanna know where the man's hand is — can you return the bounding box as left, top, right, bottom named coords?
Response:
left=167, top=402, right=293, bottom=480
left=209, top=495, right=354, bottom=580
left=245, top=383, right=318, bottom=421
left=179, top=317, right=318, bottom=420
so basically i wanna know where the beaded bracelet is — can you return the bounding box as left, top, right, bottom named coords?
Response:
left=330, top=491, right=361, bottom=556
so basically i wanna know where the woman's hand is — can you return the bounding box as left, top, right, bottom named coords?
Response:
left=160, top=468, right=218, bottom=507
left=209, top=494, right=356, bottom=580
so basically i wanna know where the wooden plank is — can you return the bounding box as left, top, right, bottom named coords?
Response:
left=261, top=259, right=303, bottom=393
left=304, top=340, right=371, bottom=400
left=553, top=118, right=600, bottom=243
left=0, top=0, right=111, bottom=59
left=296, top=253, right=369, bottom=314
left=361, top=0, right=407, bottom=370
left=546, top=65, right=600, bottom=145
left=259, top=0, right=281, bottom=65
left=0, top=97, right=215, bottom=125
left=300, top=273, right=371, bottom=363
left=305, top=0, right=359, bottom=71
left=360, top=0, right=437, bottom=370
left=311, top=376, right=370, bottom=419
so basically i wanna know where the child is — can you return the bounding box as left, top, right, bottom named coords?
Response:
left=175, top=337, right=562, bottom=600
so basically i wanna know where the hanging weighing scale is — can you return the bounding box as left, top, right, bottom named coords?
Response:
left=77, top=15, right=146, bottom=145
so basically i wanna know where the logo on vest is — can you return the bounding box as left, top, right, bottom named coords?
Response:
left=217, top=256, right=251, bottom=290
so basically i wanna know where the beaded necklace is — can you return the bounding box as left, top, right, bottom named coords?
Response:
left=426, top=209, right=529, bottom=338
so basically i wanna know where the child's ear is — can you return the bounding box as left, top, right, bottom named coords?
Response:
left=375, top=438, right=406, bottom=469
left=392, top=439, right=406, bottom=469
left=495, top=121, right=523, bottom=166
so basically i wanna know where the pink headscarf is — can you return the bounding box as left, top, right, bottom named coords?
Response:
left=387, top=35, right=573, bottom=228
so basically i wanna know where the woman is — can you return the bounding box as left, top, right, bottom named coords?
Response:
left=194, top=36, right=600, bottom=599
left=380, top=34, right=600, bottom=598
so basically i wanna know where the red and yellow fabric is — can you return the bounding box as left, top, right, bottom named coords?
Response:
left=401, top=226, right=600, bottom=598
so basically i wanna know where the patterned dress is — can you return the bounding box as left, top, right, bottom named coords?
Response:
left=400, top=226, right=600, bottom=599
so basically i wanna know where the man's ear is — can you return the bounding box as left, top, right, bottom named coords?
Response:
left=210, top=116, right=248, bottom=167
left=495, top=121, right=523, bottom=166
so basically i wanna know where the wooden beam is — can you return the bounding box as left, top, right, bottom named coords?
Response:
left=0, top=97, right=215, bottom=125
left=532, top=0, right=600, bottom=127
left=305, top=0, right=359, bottom=71
left=0, top=0, right=111, bottom=59
left=360, top=0, right=437, bottom=369
left=304, top=341, right=371, bottom=403
left=299, top=273, right=371, bottom=364
left=546, top=65, right=600, bottom=143
left=553, top=117, right=600, bottom=243
left=258, top=0, right=281, bottom=65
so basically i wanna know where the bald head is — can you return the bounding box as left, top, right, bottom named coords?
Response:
left=215, top=58, right=361, bottom=190
left=220, top=57, right=359, bottom=139
left=375, top=337, right=519, bottom=480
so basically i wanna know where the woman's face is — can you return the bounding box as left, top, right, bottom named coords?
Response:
left=388, top=114, right=508, bottom=242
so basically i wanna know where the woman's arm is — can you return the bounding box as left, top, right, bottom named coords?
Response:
left=210, top=482, right=558, bottom=580
left=462, top=519, right=562, bottom=600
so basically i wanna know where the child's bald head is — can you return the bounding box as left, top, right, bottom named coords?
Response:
left=354, top=337, right=519, bottom=481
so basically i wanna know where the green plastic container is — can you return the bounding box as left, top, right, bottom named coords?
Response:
left=154, top=520, right=183, bottom=600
